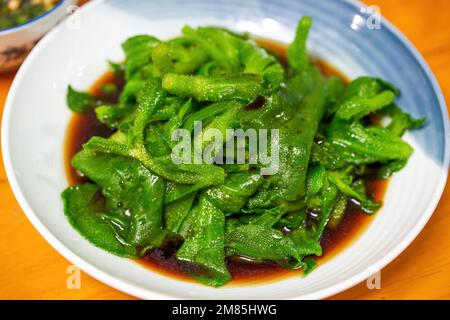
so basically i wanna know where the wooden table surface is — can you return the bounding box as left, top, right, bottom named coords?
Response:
left=0, top=0, right=449, bottom=300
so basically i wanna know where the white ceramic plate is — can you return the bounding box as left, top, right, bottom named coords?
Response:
left=2, top=0, right=449, bottom=299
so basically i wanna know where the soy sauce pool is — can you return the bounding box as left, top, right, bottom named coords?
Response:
left=64, top=39, right=388, bottom=285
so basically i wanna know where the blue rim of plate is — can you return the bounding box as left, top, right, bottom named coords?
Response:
left=345, top=0, right=449, bottom=169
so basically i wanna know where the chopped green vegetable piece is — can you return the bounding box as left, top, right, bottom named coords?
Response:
left=333, top=77, right=399, bottom=120
left=327, top=119, right=414, bottom=166
left=62, top=183, right=139, bottom=258
left=67, top=86, right=98, bottom=113
left=328, top=194, right=348, bottom=229
left=122, top=35, right=160, bottom=79
left=328, top=170, right=380, bottom=214
left=164, top=193, right=197, bottom=234
left=71, top=150, right=166, bottom=247
left=206, top=172, right=263, bottom=215
left=288, top=16, right=313, bottom=72
left=225, top=224, right=304, bottom=265
left=162, top=73, right=263, bottom=102
left=177, top=196, right=231, bottom=287
left=335, top=90, right=396, bottom=120
left=384, top=104, right=426, bottom=136
left=152, top=38, right=209, bottom=75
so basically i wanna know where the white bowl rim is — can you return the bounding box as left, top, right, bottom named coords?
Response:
left=2, top=0, right=449, bottom=300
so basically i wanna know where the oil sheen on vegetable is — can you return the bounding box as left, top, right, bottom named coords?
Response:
left=65, top=39, right=388, bottom=284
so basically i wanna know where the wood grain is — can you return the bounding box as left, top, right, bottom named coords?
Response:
left=0, top=0, right=449, bottom=300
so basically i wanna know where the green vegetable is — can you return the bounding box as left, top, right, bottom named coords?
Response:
left=62, top=184, right=139, bottom=258
left=62, top=18, right=423, bottom=287
left=72, top=150, right=166, bottom=248
left=287, top=16, right=312, bottom=72
left=151, top=38, right=209, bottom=75
left=328, top=194, right=347, bottom=229
left=327, top=119, right=413, bottom=165
left=177, top=196, right=231, bottom=287
left=384, top=104, right=426, bottom=137
left=328, top=170, right=380, bottom=214
left=164, top=193, right=197, bottom=234
left=67, top=86, right=98, bottom=113
left=162, top=73, right=263, bottom=102
left=334, top=77, right=398, bottom=120
left=225, top=224, right=304, bottom=266
left=206, top=172, right=263, bottom=214
left=182, top=26, right=243, bottom=72
left=122, top=35, right=161, bottom=79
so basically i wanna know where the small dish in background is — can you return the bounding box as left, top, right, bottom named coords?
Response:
left=0, top=0, right=77, bottom=72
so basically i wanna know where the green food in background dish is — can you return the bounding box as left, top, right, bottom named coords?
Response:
left=0, top=0, right=60, bottom=30
left=62, top=17, right=425, bottom=287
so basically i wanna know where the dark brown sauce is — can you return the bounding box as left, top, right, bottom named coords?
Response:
left=64, top=39, right=388, bottom=285
left=318, top=179, right=387, bottom=264
left=65, top=71, right=118, bottom=185
left=138, top=244, right=293, bottom=285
